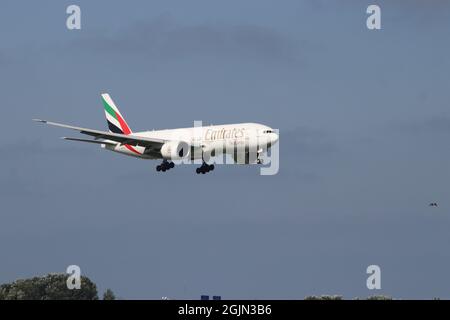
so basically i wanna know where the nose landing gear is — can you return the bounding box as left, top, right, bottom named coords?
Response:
left=257, top=150, right=264, bottom=164
left=196, top=163, right=214, bottom=174
left=156, top=160, right=175, bottom=172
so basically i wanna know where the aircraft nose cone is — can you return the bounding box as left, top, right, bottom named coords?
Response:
left=270, top=132, right=279, bottom=145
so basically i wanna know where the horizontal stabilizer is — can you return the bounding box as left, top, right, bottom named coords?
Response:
left=33, top=119, right=166, bottom=148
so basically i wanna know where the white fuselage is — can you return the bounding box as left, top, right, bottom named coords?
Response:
left=103, top=122, right=278, bottom=160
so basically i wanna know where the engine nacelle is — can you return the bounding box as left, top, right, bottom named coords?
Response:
left=160, top=141, right=190, bottom=160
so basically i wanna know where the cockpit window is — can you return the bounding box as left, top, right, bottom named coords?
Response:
left=263, top=130, right=273, bottom=133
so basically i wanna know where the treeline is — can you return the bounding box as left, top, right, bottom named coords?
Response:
left=0, top=275, right=410, bottom=300
left=0, top=273, right=115, bottom=300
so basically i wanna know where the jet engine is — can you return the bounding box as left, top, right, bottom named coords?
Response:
left=160, top=141, right=191, bottom=160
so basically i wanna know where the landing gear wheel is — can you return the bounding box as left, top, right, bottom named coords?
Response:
left=196, top=161, right=215, bottom=174
left=157, top=160, right=175, bottom=172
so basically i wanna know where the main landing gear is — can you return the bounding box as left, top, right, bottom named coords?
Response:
left=196, top=162, right=214, bottom=174
left=156, top=160, right=175, bottom=172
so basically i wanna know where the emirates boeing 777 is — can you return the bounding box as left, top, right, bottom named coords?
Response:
left=34, top=94, right=279, bottom=174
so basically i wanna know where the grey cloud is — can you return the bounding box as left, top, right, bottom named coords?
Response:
left=0, top=51, right=14, bottom=66
left=0, top=139, right=94, bottom=159
left=274, top=126, right=339, bottom=183
left=386, top=0, right=450, bottom=9
left=71, top=16, right=298, bottom=63
left=385, top=0, right=450, bottom=27
left=0, top=139, right=96, bottom=197
left=398, top=115, right=450, bottom=135
left=282, top=126, right=339, bottom=158
left=306, top=0, right=450, bottom=10
left=304, top=0, right=450, bottom=26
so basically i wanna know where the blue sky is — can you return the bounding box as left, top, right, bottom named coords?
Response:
left=1, top=0, right=450, bottom=299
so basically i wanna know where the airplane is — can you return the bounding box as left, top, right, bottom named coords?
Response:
left=33, top=94, right=279, bottom=174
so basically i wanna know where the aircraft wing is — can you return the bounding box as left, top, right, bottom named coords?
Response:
left=33, top=119, right=166, bottom=148
left=62, top=137, right=117, bottom=145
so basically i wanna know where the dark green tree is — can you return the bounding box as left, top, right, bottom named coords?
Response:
left=304, top=295, right=343, bottom=300
left=103, top=288, right=116, bottom=300
left=366, top=295, right=392, bottom=300
left=0, top=273, right=98, bottom=300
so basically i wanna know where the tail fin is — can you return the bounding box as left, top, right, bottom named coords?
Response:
left=101, top=93, right=132, bottom=135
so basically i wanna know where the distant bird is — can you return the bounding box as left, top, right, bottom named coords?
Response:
left=429, top=203, right=438, bottom=207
